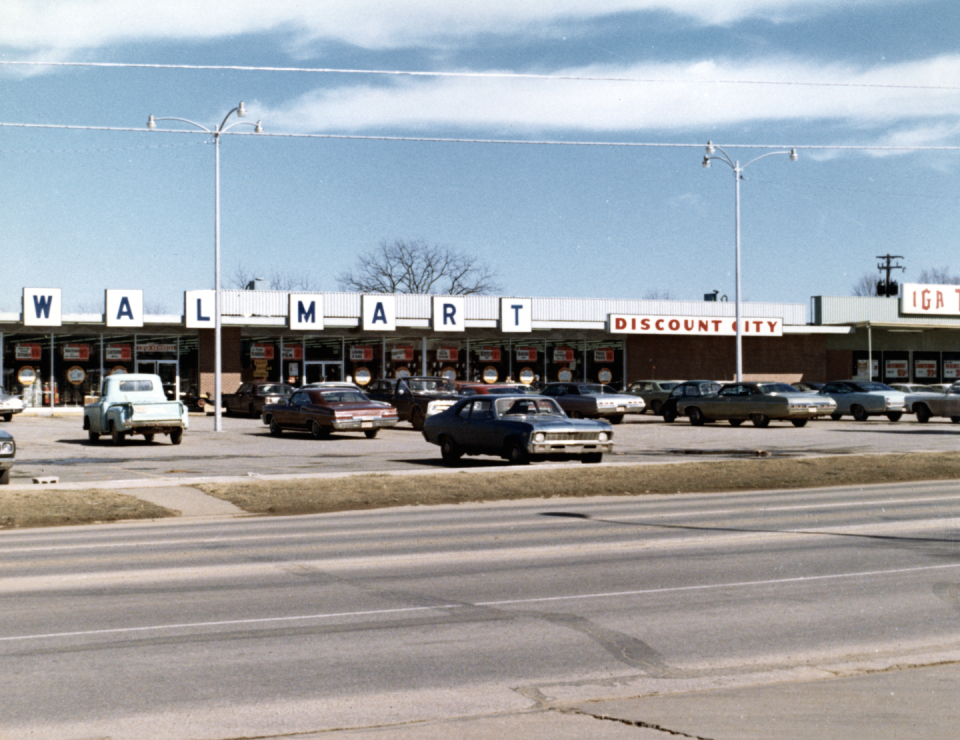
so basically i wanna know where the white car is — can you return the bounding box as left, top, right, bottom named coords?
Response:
left=819, top=381, right=908, bottom=421
left=0, top=389, right=24, bottom=422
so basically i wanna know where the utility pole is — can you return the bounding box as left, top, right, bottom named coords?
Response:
left=876, top=254, right=905, bottom=297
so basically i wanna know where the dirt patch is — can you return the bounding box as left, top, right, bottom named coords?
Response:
left=0, top=490, right=176, bottom=529
left=194, top=452, right=960, bottom=516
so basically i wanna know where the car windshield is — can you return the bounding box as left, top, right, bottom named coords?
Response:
left=851, top=382, right=894, bottom=392
left=660, top=382, right=680, bottom=390
left=495, top=397, right=564, bottom=417
left=758, top=383, right=802, bottom=394
left=579, top=384, right=606, bottom=395
left=485, top=386, right=534, bottom=394
left=407, top=378, right=455, bottom=393
left=260, top=385, right=291, bottom=394
left=319, top=391, right=369, bottom=403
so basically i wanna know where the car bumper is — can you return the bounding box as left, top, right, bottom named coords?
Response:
left=331, top=418, right=398, bottom=431
left=528, top=441, right=613, bottom=455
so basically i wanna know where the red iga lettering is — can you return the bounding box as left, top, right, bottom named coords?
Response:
left=684, top=320, right=694, bottom=331
left=615, top=317, right=627, bottom=330
left=698, top=320, right=709, bottom=332
left=640, top=318, right=651, bottom=330
left=655, top=319, right=664, bottom=330
left=937, top=291, right=945, bottom=309
left=922, top=289, right=931, bottom=310
left=668, top=319, right=680, bottom=331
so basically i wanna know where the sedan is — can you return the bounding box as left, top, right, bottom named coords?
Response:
left=423, top=395, right=613, bottom=465
left=0, top=429, right=14, bottom=484
left=539, top=382, right=644, bottom=423
left=659, top=380, right=723, bottom=422
left=623, top=380, right=683, bottom=414
left=675, top=382, right=837, bottom=427
left=819, top=381, right=908, bottom=421
left=456, top=383, right=537, bottom=396
left=262, top=388, right=398, bottom=438
left=0, top=388, right=24, bottom=422
left=224, top=382, right=294, bottom=418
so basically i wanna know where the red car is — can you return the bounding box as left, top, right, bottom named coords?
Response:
left=262, top=388, right=399, bottom=439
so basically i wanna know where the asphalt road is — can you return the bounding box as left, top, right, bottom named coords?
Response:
left=6, top=409, right=960, bottom=484
left=3, top=481, right=960, bottom=738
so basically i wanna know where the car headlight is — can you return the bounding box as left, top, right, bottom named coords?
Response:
left=598, top=432, right=608, bottom=442
left=534, top=432, right=545, bottom=443
left=0, top=441, right=14, bottom=454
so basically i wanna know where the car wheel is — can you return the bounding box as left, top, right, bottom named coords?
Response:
left=310, top=420, right=331, bottom=439
left=851, top=404, right=869, bottom=422
left=170, top=428, right=183, bottom=445
left=507, top=439, right=530, bottom=465
left=364, top=429, right=379, bottom=439
left=269, top=417, right=283, bottom=436
left=750, top=413, right=770, bottom=428
left=952, top=416, right=960, bottom=424
left=830, top=412, right=843, bottom=421
left=662, top=408, right=677, bottom=423
left=886, top=412, right=902, bottom=422
left=0, top=468, right=9, bottom=485
left=915, top=405, right=932, bottom=423
left=581, top=453, right=603, bottom=464
left=440, top=436, right=462, bottom=465
left=651, top=400, right=663, bottom=414
left=225, top=406, right=234, bottom=417
left=791, top=419, right=808, bottom=428
left=1, top=413, right=11, bottom=422
left=143, top=433, right=155, bottom=443
left=729, top=419, right=743, bottom=427
left=411, top=407, right=426, bottom=431
left=687, top=407, right=705, bottom=426
left=88, top=430, right=99, bottom=443
left=110, top=423, right=124, bottom=446
left=609, top=414, right=624, bottom=425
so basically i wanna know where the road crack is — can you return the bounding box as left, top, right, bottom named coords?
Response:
left=558, top=707, right=714, bottom=738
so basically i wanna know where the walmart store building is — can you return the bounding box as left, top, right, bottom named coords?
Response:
left=4, top=285, right=960, bottom=408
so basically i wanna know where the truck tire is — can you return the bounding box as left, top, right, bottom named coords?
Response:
left=1, top=413, right=11, bottom=422
left=0, top=468, right=9, bottom=485
left=143, top=434, right=155, bottom=443
left=88, top=430, right=99, bottom=442
left=915, top=405, right=932, bottom=423
left=170, top=428, right=183, bottom=445
left=110, top=423, right=125, bottom=446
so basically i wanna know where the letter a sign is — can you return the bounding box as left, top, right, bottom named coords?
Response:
left=106, top=289, right=144, bottom=328
left=290, top=294, right=324, bottom=330
left=23, top=288, right=62, bottom=327
left=362, top=295, right=396, bottom=331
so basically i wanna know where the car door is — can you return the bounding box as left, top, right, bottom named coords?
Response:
left=822, top=383, right=850, bottom=413
left=277, top=391, right=310, bottom=428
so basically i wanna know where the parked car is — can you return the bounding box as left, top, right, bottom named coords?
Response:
left=539, top=382, right=644, bottom=423
left=456, top=383, right=538, bottom=396
left=791, top=381, right=824, bottom=393
left=223, top=381, right=294, bottom=418
left=0, top=388, right=24, bottom=422
left=675, top=382, right=837, bottom=427
left=84, top=373, right=189, bottom=445
left=422, top=394, right=613, bottom=465
left=262, top=387, right=398, bottom=438
left=0, top=428, right=14, bottom=484
left=623, top=380, right=683, bottom=414
left=818, top=381, right=908, bottom=421
left=900, top=384, right=960, bottom=423
left=659, top=380, right=724, bottom=422
left=364, top=377, right=460, bottom=430
left=889, top=383, right=943, bottom=395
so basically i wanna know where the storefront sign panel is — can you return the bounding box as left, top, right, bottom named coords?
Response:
left=885, top=360, right=908, bottom=379
left=516, top=347, right=537, bottom=362
left=282, top=346, right=303, bottom=360
left=945, top=361, right=960, bottom=379
left=290, top=294, right=324, bottom=330
left=436, top=347, right=458, bottom=362
left=915, top=361, right=938, bottom=379
left=478, top=348, right=500, bottom=362
left=16, top=344, right=42, bottom=360
left=500, top=298, right=532, bottom=333
left=106, top=289, right=144, bottom=328
left=250, top=344, right=275, bottom=360
left=432, top=296, right=465, bottom=332
left=63, top=344, right=90, bottom=361
left=106, top=344, right=131, bottom=361
left=609, top=314, right=783, bottom=337
left=350, top=346, right=373, bottom=361
left=901, top=284, right=960, bottom=316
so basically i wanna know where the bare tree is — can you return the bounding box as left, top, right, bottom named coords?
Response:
left=337, top=239, right=501, bottom=295
left=230, top=262, right=315, bottom=291
left=851, top=273, right=878, bottom=297
left=642, top=288, right=674, bottom=300
left=917, top=266, right=960, bottom=285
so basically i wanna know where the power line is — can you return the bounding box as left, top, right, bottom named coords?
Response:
left=1, top=121, right=960, bottom=152
left=1, top=59, right=957, bottom=91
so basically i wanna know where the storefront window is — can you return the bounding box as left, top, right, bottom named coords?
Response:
left=384, top=338, right=421, bottom=379
left=56, top=335, right=102, bottom=406
left=467, top=341, right=507, bottom=383
left=545, top=339, right=582, bottom=383
left=5, top=334, right=50, bottom=407
left=586, top=339, right=624, bottom=388
left=241, top=336, right=281, bottom=384
left=135, top=335, right=180, bottom=399
left=427, top=338, right=466, bottom=382
left=344, top=339, right=379, bottom=387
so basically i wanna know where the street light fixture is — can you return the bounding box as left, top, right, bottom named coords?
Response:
left=702, top=141, right=798, bottom=382
left=147, top=102, right=262, bottom=432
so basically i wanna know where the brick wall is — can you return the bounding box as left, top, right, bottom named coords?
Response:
left=626, top=334, right=828, bottom=383
left=198, top=327, right=243, bottom=398
left=825, top=349, right=854, bottom=381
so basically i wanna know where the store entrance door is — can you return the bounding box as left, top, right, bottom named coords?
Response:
left=304, top=362, right=343, bottom=384
left=136, top=360, right=179, bottom=399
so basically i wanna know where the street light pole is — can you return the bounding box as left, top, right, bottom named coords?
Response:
left=702, top=142, right=797, bottom=382
left=147, top=103, right=262, bottom=432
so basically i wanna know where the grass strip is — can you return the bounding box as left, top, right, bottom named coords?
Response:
left=194, top=452, right=960, bottom=516
left=0, top=490, right=175, bottom=529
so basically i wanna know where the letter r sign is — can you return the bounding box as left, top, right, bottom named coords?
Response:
left=500, top=297, right=532, bottom=333
left=432, top=296, right=465, bottom=332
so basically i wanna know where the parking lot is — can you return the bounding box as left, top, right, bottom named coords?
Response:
left=5, top=410, right=960, bottom=485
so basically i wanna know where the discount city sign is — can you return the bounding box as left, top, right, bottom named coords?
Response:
left=608, top=314, right=783, bottom=337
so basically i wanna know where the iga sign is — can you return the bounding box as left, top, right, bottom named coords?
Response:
left=901, top=284, right=960, bottom=316
left=609, top=314, right=782, bottom=337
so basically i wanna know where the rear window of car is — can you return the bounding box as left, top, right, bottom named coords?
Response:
left=118, top=380, right=153, bottom=392
left=759, top=383, right=801, bottom=394
left=318, top=391, right=368, bottom=403
left=495, top=397, right=564, bottom=417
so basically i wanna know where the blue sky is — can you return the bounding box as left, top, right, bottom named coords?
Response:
left=2, top=0, right=960, bottom=314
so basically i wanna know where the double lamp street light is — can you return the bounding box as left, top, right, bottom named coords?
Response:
left=147, top=103, right=262, bottom=432
left=702, top=141, right=798, bottom=383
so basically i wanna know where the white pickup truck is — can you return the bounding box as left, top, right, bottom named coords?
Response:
left=84, top=373, right=189, bottom=445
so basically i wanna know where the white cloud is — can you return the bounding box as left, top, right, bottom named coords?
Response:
left=256, top=55, right=960, bottom=139
left=1, top=0, right=907, bottom=53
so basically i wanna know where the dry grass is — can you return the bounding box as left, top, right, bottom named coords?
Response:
left=0, top=490, right=175, bottom=530
left=194, top=452, right=960, bottom=516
